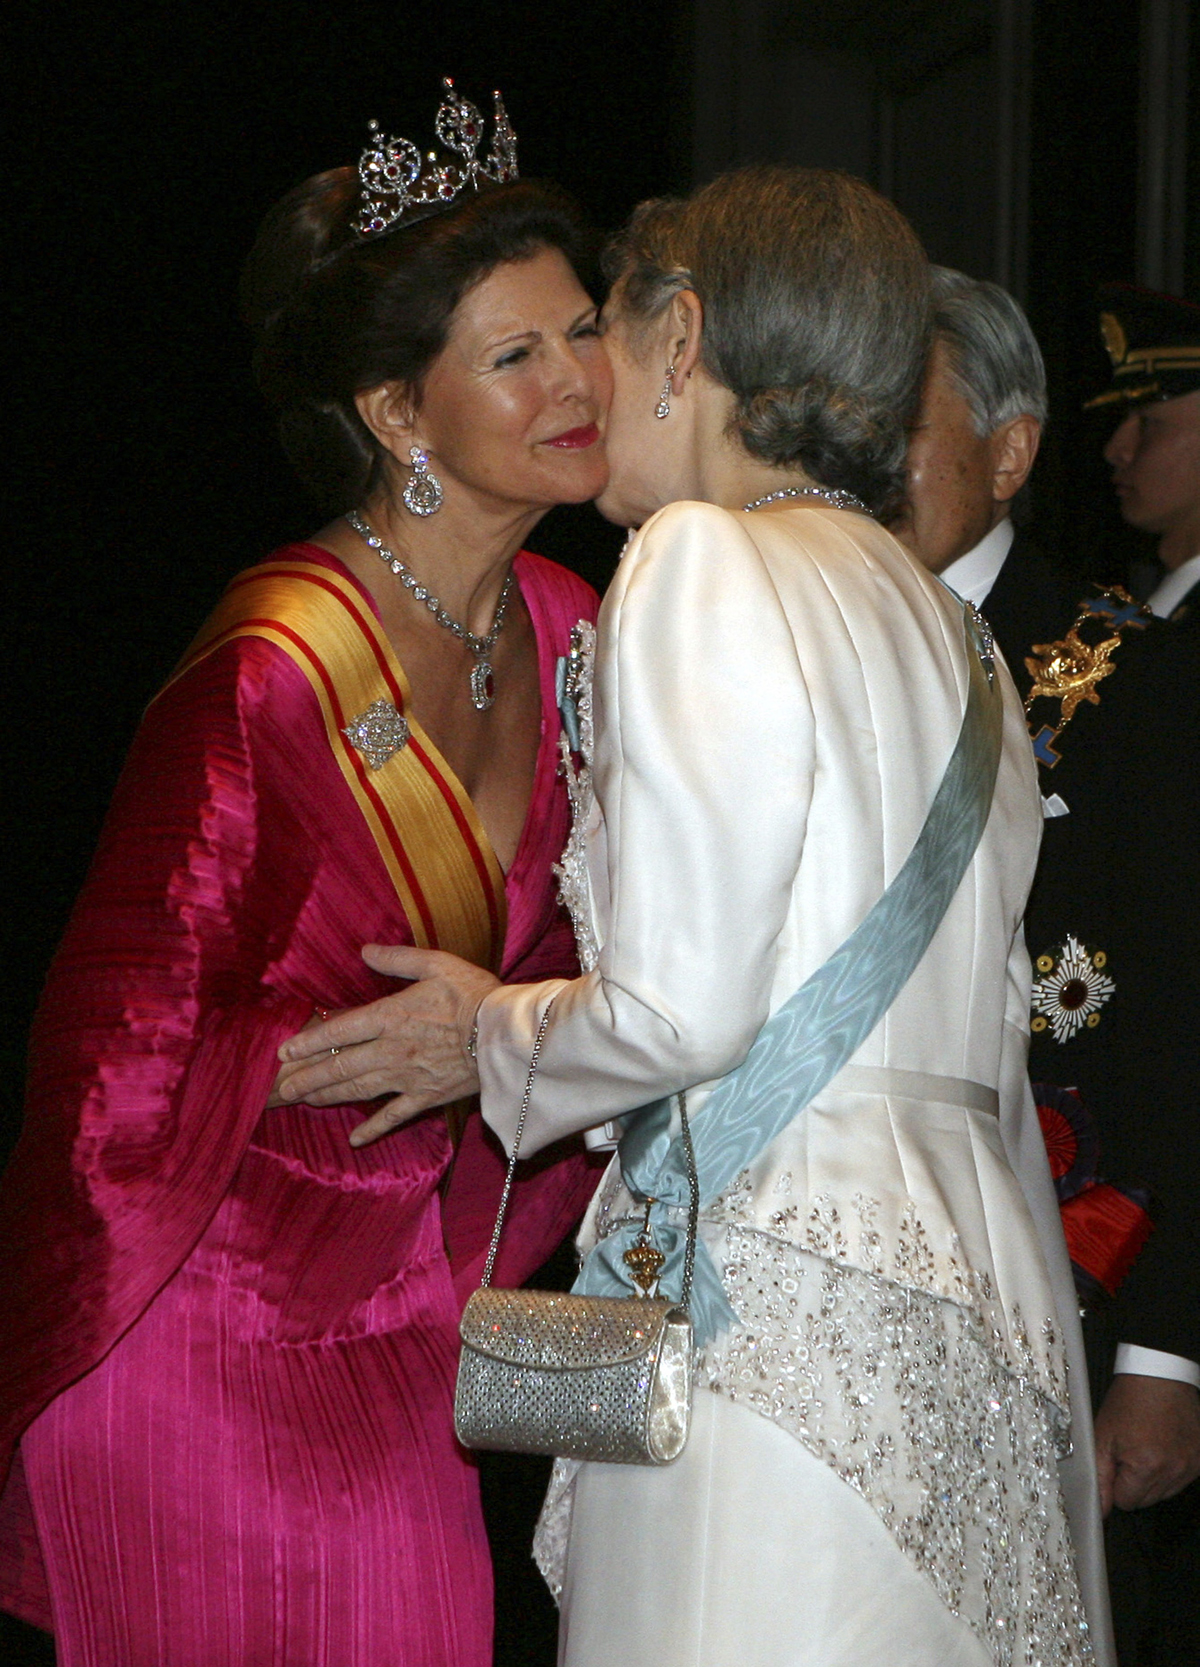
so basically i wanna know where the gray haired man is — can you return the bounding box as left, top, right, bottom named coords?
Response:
left=896, top=269, right=1200, bottom=1664
left=890, top=267, right=1074, bottom=662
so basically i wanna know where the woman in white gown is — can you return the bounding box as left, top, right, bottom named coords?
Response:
left=276, top=166, right=1113, bottom=1666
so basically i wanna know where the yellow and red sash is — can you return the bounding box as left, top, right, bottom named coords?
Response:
left=160, top=556, right=507, bottom=972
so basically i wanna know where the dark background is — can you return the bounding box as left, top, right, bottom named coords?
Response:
left=4, top=2, right=1195, bottom=1661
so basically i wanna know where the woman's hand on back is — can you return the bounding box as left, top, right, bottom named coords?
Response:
left=273, top=946, right=500, bottom=1145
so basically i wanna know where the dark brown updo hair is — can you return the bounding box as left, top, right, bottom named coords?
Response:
left=604, top=165, right=931, bottom=516
left=242, top=172, right=591, bottom=511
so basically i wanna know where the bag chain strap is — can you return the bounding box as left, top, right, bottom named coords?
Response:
left=479, top=1003, right=553, bottom=1287
left=676, top=1089, right=700, bottom=1311
left=478, top=1000, right=700, bottom=1313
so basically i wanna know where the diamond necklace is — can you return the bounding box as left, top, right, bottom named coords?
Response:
left=742, top=485, right=870, bottom=515
left=346, top=510, right=515, bottom=711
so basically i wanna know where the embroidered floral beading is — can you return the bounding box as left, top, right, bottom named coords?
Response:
left=700, top=1229, right=1093, bottom=1666
left=698, top=1173, right=1067, bottom=1410
left=553, top=620, right=599, bottom=971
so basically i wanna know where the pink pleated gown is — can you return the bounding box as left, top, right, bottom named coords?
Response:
left=0, top=546, right=601, bottom=1666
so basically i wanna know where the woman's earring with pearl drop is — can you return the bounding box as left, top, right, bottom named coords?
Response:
left=655, top=364, right=677, bottom=420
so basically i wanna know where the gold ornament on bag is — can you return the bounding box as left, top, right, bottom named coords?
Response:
left=621, top=1194, right=667, bottom=1294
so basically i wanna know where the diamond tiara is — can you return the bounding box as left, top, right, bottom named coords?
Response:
left=353, top=78, right=519, bottom=239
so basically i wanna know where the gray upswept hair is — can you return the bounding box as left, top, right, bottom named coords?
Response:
left=932, top=267, right=1048, bottom=436
left=603, top=166, right=932, bottom=517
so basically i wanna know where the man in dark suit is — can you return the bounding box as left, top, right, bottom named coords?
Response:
left=1091, top=284, right=1200, bottom=627
left=893, top=268, right=1200, bottom=1665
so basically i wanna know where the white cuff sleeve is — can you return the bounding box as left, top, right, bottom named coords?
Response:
left=1114, top=1343, right=1200, bottom=1387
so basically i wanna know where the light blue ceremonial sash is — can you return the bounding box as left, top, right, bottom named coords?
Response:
left=575, top=606, right=1003, bottom=1345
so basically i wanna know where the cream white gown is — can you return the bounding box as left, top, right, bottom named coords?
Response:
left=475, top=501, right=1114, bottom=1667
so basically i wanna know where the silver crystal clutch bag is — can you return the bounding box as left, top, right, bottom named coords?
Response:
left=453, top=1004, right=697, bottom=1466
left=455, top=1288, right=692, bottom=1464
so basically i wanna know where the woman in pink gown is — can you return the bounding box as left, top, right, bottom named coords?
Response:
left=0, top=84, right=610, bottom=1667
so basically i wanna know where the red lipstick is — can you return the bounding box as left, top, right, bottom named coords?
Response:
left=544, top=423, right=600, bottom=449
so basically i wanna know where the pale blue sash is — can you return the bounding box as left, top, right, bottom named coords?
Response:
left=576, top=606, right=1003, bottom=1345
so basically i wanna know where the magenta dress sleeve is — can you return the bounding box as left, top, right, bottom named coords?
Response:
left=0, top=639, right=326, bottom=1475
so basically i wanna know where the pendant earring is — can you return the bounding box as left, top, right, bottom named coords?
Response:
left=655, top=364, right=677, bottom=420
left=403, top=445, right=444, bottom=516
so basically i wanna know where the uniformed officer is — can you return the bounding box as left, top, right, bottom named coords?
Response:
left=896, top=268, right=1200, bottom=1665
left=1091, top=283, right=1200, bottom=625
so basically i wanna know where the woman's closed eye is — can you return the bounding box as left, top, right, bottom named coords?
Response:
left=492, top=317, right=599, bottom=369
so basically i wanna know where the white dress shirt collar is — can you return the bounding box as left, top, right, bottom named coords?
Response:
left=1147, top=551, right=1200, bottom=618
left=937, top=519, right=1015, bottom=609
left=940, top=520, right=1013, bottom=606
